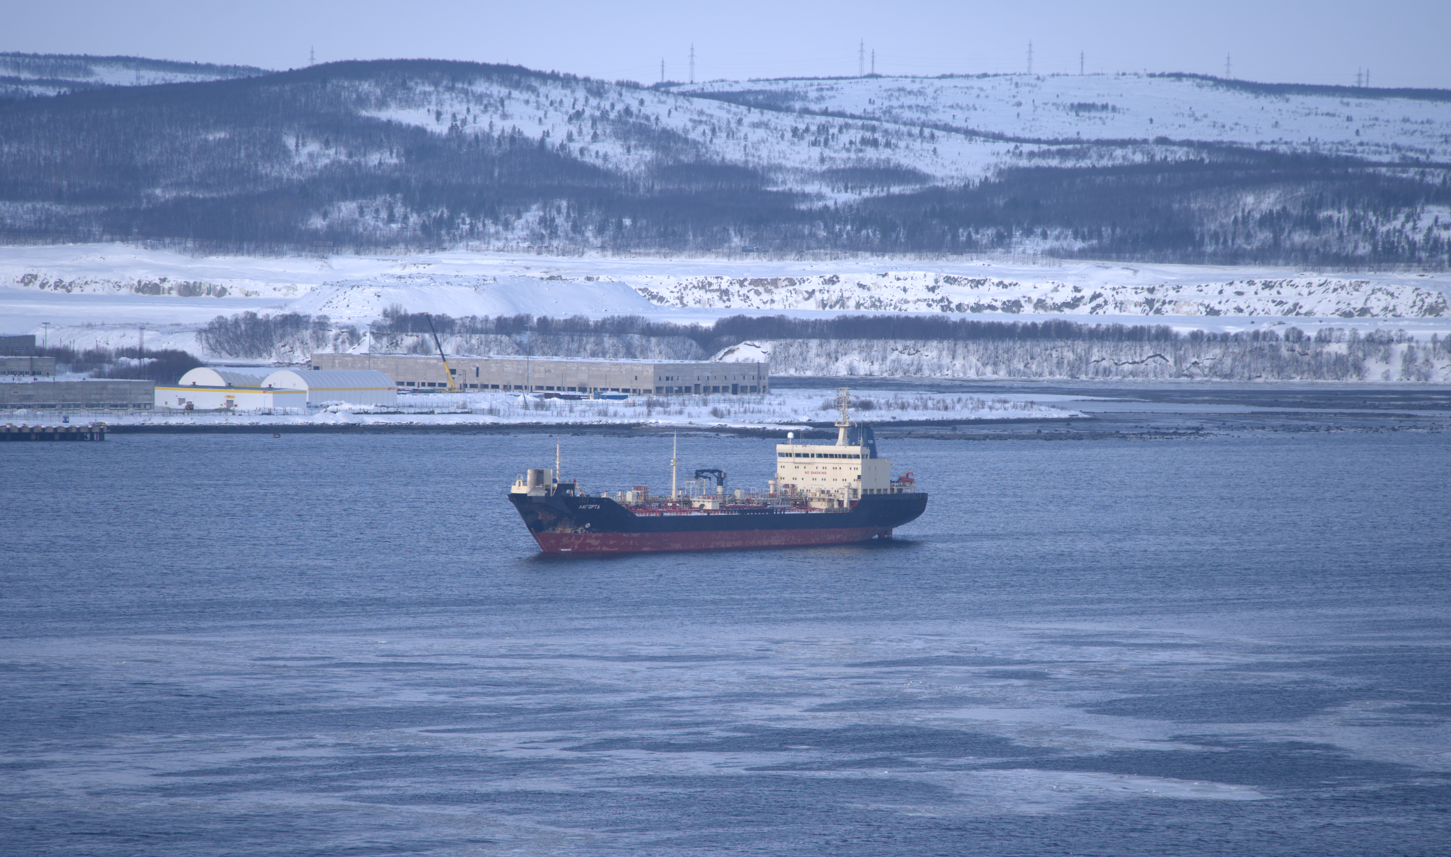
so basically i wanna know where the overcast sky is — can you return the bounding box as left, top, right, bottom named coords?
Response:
left=6, top=0, right=1448, bottom=89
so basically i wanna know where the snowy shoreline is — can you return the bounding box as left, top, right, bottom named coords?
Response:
left=91, top=416, right=1081, bottom=435
left=2, top=388, right=1082, bottom=431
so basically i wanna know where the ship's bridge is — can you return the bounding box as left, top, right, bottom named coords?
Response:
left=773, top=389, right=900, bottom=501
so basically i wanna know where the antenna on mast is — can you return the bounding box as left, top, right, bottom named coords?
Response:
left=670, top=432, right=679, bottom=500
left=555, top=442, right=560, bottom=485
left=836, top=386, right=852, bottom=445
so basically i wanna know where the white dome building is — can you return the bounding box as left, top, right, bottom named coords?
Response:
left=176, top=367, right=269, bottom=388
left=158, top=367, right=305, bottom=411
left=261, top=369, right=396, bottom=407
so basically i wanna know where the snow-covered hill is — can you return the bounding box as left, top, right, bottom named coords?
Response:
left=287, top=274, right=658, bottom=322
left=5, top=59, right=1449, bottom=263
left=335, top=70, right=1451, bottom=197
left=679, top=74, right=1451, bottom=167
left=253, top=67, right=1451, bottom=264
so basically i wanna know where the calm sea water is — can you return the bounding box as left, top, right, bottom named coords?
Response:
left=3, top=428, right=1449, bottom=856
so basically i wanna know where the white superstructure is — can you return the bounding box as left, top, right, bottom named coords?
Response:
left=771, top=388, right=906, bottom=506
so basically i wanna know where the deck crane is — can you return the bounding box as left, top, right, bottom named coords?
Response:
left=424, top=312, right=460, bottom=393
left=694, top=468, right=727, bottom=494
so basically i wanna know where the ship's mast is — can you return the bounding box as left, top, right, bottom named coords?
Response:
left=670, top=432, right=679, bottom=500
left=555, top=442, right=561, bottom=485
left=836, top=386, right=852, bottom=445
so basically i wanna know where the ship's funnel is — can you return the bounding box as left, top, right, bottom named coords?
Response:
left=846, top=424, right=879, bottom=458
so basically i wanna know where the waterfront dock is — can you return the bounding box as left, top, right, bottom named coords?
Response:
left=1, top=423, right=107, bottom=441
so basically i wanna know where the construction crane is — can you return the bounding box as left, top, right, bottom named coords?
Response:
left=424, top=312, right=460, bottom=393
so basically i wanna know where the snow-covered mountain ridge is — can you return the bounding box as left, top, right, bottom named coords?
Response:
left=3, top=58, right=1447, bottom=263
left=679, top=74, right=1451, bottom=166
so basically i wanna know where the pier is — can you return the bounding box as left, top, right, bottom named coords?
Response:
left=1, top=423, right=107, bottom=441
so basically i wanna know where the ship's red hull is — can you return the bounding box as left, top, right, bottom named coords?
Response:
left=533, top=525, right=895, bottom=554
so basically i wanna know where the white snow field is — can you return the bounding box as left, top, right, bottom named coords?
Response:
left=3, top=244, right=1450, bottom=356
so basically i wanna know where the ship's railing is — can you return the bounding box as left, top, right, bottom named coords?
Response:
left=623, top=501, right=829, bottom=516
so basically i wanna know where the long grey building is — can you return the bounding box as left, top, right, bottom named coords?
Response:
left=1, top=380, right=155, bottom=411
left=310, top=353, right=769, bottom=396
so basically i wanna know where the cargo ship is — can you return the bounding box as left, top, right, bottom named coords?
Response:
left=508, top=389, right=927, bottom=553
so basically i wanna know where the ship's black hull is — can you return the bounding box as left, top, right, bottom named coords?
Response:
left=508, top=492, right=928, bottom=554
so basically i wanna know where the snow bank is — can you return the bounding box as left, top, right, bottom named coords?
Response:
left=635, top=268, right=1450, bottom=319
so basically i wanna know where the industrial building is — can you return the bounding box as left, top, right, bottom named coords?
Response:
left=0, top=335, right=38, bottom=355
left=1, top=335, right=55, bottom=377
left=1, top=380, right=154, bottom=411
left=310, top=353, right=769, bottom=396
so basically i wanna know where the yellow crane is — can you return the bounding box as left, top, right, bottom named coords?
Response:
left=424, top=312, right=460, bottom=393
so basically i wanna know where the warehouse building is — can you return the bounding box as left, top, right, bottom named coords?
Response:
left=262, top=369, right=397, bottom=406
left=157, top=367, right=304, bottom=411
left=310, top=353, right=768, bottom=396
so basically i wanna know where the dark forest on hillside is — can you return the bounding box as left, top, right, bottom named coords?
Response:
left=204, top=308, right=1325, bottom=359
left=37, top=345, right=203, bottom=384
left=193, top=308, right=1450, bottom=381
